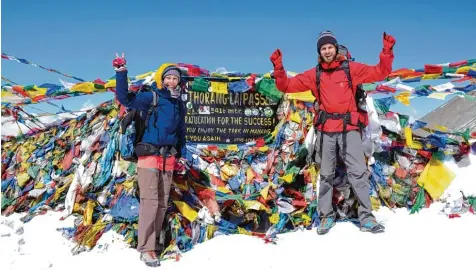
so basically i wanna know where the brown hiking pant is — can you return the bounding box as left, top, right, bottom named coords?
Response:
left=136, top=167, right=173, bottom=252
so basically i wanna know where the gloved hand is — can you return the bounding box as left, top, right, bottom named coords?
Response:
left=113, top=53, right=127, bottom=72
left=270, top=49, right=283, bottom=70
left=175, top=157, right=188, bottom=175
left=383, top=32, right=396, bottom=52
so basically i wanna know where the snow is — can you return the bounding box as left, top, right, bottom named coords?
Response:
left=1, top=155, right=476, bottom=270
left=443, top=154, right=476, bottom=200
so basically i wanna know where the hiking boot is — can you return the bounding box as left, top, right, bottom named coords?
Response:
left=317, top=217, right=336, bottom=235
left=360, top=220, right=385, bottom=234
left=140, top=251, right=160, bottom=267
left=155, top=243, right=164, bottom=257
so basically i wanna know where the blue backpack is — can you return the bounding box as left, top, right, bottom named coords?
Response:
left=119, top=86, right=159, bottom=162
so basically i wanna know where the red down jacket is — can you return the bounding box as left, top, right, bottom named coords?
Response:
left=273, top=50, right=394, bottom=133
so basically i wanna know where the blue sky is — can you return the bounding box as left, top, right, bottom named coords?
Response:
left=2, top=0, right=476, bottom=120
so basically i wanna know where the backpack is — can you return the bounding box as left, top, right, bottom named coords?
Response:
left=119, top=86, right=159, bottom=162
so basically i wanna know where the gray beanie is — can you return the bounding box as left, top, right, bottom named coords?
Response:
left=162, top=66, right=181, bottom=81
left=317, top=30, right=338, bottom=54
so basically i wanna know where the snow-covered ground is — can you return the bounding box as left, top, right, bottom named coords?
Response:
left=1, top=155, right=475, bottom=270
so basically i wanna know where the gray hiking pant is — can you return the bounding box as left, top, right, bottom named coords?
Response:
left=136, top=167, right=173, bottom=253
left=315, top=130, right=375, bottom=224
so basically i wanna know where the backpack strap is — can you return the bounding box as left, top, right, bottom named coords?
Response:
left=315, top=64, right=322, bottom=103
left=339, top=60, right=353, bottom=90
left=144, top=91, right=159, bottom=129
left=315, top=60, right=353, bottom=101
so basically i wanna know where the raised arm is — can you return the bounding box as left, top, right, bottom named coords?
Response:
left=350, top=33, right=396, bottom=85
left=113, top=53, right=152, bottom=111
left=115, top=71, right=153, bottom=111
left=270, top=49, right=316, bottom=93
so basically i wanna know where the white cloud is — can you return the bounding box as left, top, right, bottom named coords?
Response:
left=408, top=107, right=419, bottom=118
left=81, top=100, right=95, bottom=111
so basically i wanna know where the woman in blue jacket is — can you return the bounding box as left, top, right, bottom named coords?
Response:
left=113, top=53, right=187, bottom=267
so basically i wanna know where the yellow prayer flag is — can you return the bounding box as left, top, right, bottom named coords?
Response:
left=260, top=185, right=270, bottom=200
left=72, top=202, right=82, bottom=214
left=93, top=152, right=103, bottom=161
left=20, top=162, right=31, bottom=171
left=1, top=89, right=15, bottom=97
left=227, top=145, right=238, bottom=151
left=122, top=179, right=135, bottom=190
left=258, top=146, right=269, bottom=152
left=135, top=71, right=153, bottom=80
left=300, top=213, right=312, bottom=226
left=27, top=144, right=37, bottom=152
left=279, top=173, right=294, bottom=183
left=405, top=75, right=422, bottom=81
left=404, top=127, right=413, bottom=146
left=237, top=227, right=252, bottom=236
left=104, top=80, right=116, bottom=88
left=417, top=158, right=456, bottom=199
left=422, top=74, right=441, bottom=80
left=455, top=66, right=472, bottom=74
left=242, top=200, right=270, bottom=212
left=270, top=127, right=279, bottom=138
left=38, top=132, right=45, bottom=143
left=370, top=196, right=381, bottom=211
left=409, top=140, right=423, bottom=150
left=246, top=167, right=255, bottom=183
left=71, top=82, right=95, bottom=93
left=207, top=225, right=218, bottom=240
left=269, top=213, right=280, bottom=224
left=27, top=86, right=47, bottom=98
left=394, top=92, right=411, bottom=106
left=108, top=108, right=118, bottom=119
left=173, top=201, right=198, bottom=222
left=52, top=158, right=60, bottom=166
left=216, top=186, right=233, bottom=194
left=428, top=92, right=452, bottom=100
left=175, top=182, right=189, bottom=191
left=289, top=112, right=302, bottom=124
left=83, top=200, right=96, bottom=226
left=34, top=182, right=45, bottom=189
left=53, top=177, right=73, bottom=202
left=435, top=125, right=448, bottom=132
left=210, top=82, right=228, bottom=94
left=17, top=172, right=30, bottom=187
left=286, top=91, right=316, bottom=102
left=81, top=221, right=107, bottom=248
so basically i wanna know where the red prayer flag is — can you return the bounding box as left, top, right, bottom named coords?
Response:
left=424, top=65, right=443, bottom=74
left=449, top=60, right=468, bottom=67
left=255, top=138, right=265, bottom=147
left=376, top=85, right=396, bottom=93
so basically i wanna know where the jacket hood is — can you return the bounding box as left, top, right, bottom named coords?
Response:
left=154, top=63, right=181, bottom=89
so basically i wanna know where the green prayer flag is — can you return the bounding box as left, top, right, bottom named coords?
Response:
left=191, top=78, right=209, bottom=92
left=256, top=78, right=283, bottom=102
left=361, top=83, right=378, bottom=91
left=398, top=114, right=410, bottom=128
left=410, top=187, right=426, bottom=214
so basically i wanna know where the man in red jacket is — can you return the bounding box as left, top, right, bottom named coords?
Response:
left=270, top=30, right=395, bottom=235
